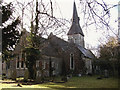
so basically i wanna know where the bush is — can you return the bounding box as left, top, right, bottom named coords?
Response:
left=24, top=69, right=29, bottom=81
left=11, top=70, right=16, bottom=80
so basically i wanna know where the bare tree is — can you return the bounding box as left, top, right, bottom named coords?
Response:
left=78, top=0, right=118, bottom=37
left=11, top=0, right=69, bottom=39
left=6, top=0, right=119, bottom=45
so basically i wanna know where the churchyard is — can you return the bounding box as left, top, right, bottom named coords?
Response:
left=0, top=75, right=118, bottom=89
left=1, top=0, right=120, bottom=90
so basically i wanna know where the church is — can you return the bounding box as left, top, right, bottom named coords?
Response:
left=3, top=2, right=95, bottom=78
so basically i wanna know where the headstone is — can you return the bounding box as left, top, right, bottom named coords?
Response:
left=36, top=70, right=42, bottom=83
left=78, top=74, right=81, bottom=77
left=104, top=69, right=108, bottom=78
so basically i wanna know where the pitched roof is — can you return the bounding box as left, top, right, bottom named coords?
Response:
left=48, top=33, right=70, bottom=51
left=40, top=42, right=60, bottom=57
left=40, top=34, right=69, bottom=57
left=40, top=34, right=77, bottom=57
left=67, top=2, right=84, bottom=36
left=76, top=45, right=95, bottom=59
left=13, top=30, right=30, bottom=54
left=42, top=33, right=95, bottom=59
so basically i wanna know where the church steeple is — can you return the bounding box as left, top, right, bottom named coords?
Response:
left=67, top=1, right=84, bottom=36
left=68, top=1, right=84, bottom=47
left=72, top=1, right=79, bottom=24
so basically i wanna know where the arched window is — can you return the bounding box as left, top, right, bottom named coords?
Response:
left=70, top=53, right=74, bottom=70
left=17, top=60, right=19, bottom=69
left=21, top=61, right=24, bottom=68
left=16, top=56, right=20, bottom=69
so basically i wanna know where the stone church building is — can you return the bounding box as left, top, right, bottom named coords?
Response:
left=3, top=2, right=95, bottom=78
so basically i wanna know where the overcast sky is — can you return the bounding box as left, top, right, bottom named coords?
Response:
left=4, top=0, right=119, bottom=55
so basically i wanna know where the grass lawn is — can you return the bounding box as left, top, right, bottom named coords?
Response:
left=0, top=75, right=118, bottom=90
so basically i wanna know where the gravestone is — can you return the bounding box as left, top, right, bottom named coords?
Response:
left=36, top=70, right=42, bottom=83
left=104, top=69, right=109, bottom=78
left=78, top=74, right=81, bottom=77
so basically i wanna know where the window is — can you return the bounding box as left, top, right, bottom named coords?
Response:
left=17, top=61, right=19, bottom=69
left=70, top=53, right=74, bottom=69
left=36, top=61, right=39, bottom=68
left=21, top=61, right=24, bottom=68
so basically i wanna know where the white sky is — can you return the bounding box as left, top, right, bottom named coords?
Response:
left=4, top=0, right=120, bottom=55
left=53, top=0, right=119, bottom=56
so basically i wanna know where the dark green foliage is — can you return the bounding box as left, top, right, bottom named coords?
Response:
left=23, top=25, right=41, bottom=79
left=2, top=18, right=20, bottom=50
left=94, top=37, right=119, bottom=76
left=24, top=47, right=40, bottom=79
left=23, top=2, right=42, bottom=80
left=99, top=37, right=118, bottom=60
left=2, top=3, right=21, bottom=60
left=93, top=59, right=112, bottom=70
left=2, top=3, right=12, bottom=23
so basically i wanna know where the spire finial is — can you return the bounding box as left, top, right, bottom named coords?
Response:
left=72, top=1, right=79, bottom=24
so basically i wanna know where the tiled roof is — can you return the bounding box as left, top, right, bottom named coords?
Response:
left=77, top=45, right=95, bottom=59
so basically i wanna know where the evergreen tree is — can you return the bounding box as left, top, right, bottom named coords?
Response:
left=97, top=36, right=119, bottom=76
left=2, top=3, right=21, bottom=60
left=23, top=1, right=41, bottom=79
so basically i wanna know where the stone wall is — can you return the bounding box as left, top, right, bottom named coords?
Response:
left=61, top=47, right=85, bottom=75
left=36, top=56, right=62, bottom=77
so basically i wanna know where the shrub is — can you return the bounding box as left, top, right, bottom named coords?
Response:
left=24, top=69, right=29, bottom=81
left=11, top=70, right=16, bottom=80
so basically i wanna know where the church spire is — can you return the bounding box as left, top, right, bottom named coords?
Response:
left=72, top=1, right=79, bottom=24
left=67, top=1, right=84, bottom=36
